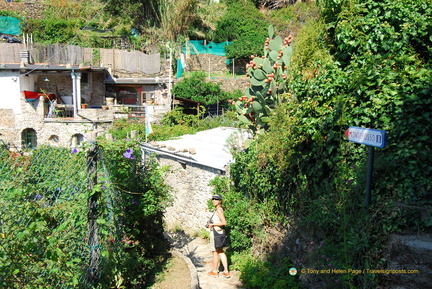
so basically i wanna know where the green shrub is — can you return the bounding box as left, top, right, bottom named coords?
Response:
left=0, top=147, right=89, bottom=287
left=213, top=0, right=270, bottom=58
left=93, top=140, right=172, bottom=287
left=24, top=18, right=81, bottom=43
left=109, top=118, right=146, bottom=140
left=241, top=256, right=303, bottom=289
left=160, top=106, right=203, bottom=127
left=172, top=71, right=233, bottom=106
left=149, top=124, right=198, bottom=141
left=224, top=0, right=432, bottom=287
left=197, top=111, right=242, bottom=131
left=0, top=10, right=21, bottom=18
left=268, top=2, right=320, bottom=37
left=0, top=142, right=171, bottom=288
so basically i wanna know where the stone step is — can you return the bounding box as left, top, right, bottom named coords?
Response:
left=384, top=234, right=432, bottom=288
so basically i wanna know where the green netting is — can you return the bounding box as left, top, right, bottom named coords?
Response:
left=176, top=58, right=183, bottom=78
left=0, top=16, right=22, bottom=35
left=0, top=141, right=169, bottom=288
left=182, top=40, right=232, bottom=56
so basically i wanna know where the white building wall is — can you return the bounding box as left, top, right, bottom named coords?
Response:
left=0, top=71, right=22, bottom=114
left=20, top=74, right=37, bottom=93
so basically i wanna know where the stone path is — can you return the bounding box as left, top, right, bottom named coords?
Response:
left=167, top=232, right=244, bottom=289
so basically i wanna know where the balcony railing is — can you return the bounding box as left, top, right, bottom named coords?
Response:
left=46, top=104, right=74, bottom=118
left=113, top=105, right=146, bottom=118
left=44, top=103, right=147, bottom=121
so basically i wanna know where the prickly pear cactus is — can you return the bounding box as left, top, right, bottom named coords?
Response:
left=234, top=25, right=293, bottom=139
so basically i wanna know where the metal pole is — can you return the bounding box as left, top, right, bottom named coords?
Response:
left=365, top=146, right=374, bottom=210
left=167, top=44, right=173, bottom=110
left=71, top=71, right=77, bottom=116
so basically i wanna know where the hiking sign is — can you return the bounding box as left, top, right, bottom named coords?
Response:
left=344, top=127, right=386, bottom=148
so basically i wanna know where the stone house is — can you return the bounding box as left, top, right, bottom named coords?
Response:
left=0, top=48, right=172, bottom=150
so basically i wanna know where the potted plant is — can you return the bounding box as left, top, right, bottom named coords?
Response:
left=81, top=103, right=88, bottom=109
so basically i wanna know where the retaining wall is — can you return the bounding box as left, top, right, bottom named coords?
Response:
left=157, top=156, right=222, bottom=234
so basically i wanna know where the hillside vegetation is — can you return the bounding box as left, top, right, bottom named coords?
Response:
left=2, top=0, right=431, bottom=288
left=216, top=0, right=431, bottom=288
left=1, top=0, right=315, bottom=57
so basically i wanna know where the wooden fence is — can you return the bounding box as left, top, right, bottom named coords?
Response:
left=0, top=43, right=160, bottom=74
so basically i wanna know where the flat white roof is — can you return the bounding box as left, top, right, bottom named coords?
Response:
left=142, top=127, right=249, bottom=171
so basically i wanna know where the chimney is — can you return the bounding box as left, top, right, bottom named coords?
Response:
left=20, top=50, right=30, bottom=64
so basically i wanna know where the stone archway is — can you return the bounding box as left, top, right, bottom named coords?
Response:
left=70, top=133, right=84, bottom=147
left=21, top=128, right=37, bottom=149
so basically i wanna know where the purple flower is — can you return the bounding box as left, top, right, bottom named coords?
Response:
left=102, top=185, right=106, bottom=189
left=133, top=199, right=139, bottom=205
left=123, top=148, right=135, bottom=159
left=36, top=195, right=42, bottom=199
left=71, top=148, right=78, bottom=154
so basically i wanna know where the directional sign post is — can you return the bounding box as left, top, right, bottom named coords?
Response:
left=344, top=127, right=387, bottom=212
left=344, top=126, right=386, bottom=148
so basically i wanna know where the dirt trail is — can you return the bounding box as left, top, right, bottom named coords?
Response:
left=167, top=232, right=244, bottom=289
left=152, top=253, right=191, bottom=289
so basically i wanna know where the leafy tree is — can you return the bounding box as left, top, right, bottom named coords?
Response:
left=213, top=0, right=270, bottom=58
left=171, top=71, right=231, bottom=105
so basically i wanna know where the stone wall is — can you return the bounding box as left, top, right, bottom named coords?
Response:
left=32, top=71, right=106, bottom=105
left=0, top=116, right=98, bottom=149
left=0, top=94, right=111, bottom=149
left=0, top=109, right=16, bottom=145
left=0, top=2, right=45, bottom=21
left=156, top=156, right=222, bottom=234
left=182, top=54, right=250, bottom=94
left=0, top=109, right=15, bottom=127
left=186, top=54, right=228, bottom=74
left=84, top=72, right=106, bottom=105
left=206, top=75, right=250, bottom=93
left=185, top=54, right=248, bottom=76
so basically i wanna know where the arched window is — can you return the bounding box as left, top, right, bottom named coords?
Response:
left=71, top=133, right=85, bottom=147
left=49, top=135, right=59, bottom=146
left=21, top=128, right=37, bottom=149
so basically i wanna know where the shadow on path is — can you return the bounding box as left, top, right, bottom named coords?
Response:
left=166, top=231, right=244, bottom=289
